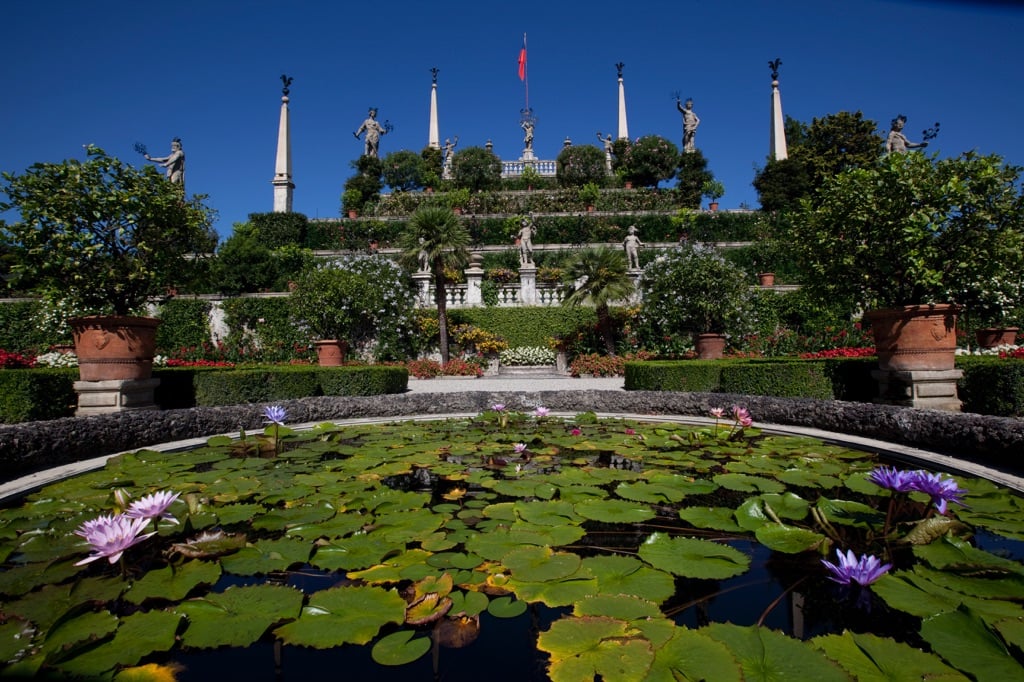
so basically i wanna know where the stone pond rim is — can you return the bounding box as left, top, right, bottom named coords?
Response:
left=2, top=389, right=1024, bottom=489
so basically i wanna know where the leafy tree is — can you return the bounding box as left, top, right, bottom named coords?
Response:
left=248, top=211, right=309, bottom=248
left=619, top=135, right=679, bottom=188
left=675, top=149, right=714, bottom=209
left=341, top=156, right=384, bottom=213
left=639, top=241, right=753, bottom=336
left=561, top=247, right=635, bottom=355
left=382, top=150, right=425, bottom=192
left=0, top=145, right=214, bottom=316
left=451, top=147, right=502, bottom=192
left=788, top=151, right=1024, bottom=313
left=754, top=111, right=884, bottom=212
left=420, top=146, right=443, bottom=189
left=399, top=207, right=470, bottom=362
left=556, top=144, right=607, bottom=187
left=212, top=223, right=280, bottom=295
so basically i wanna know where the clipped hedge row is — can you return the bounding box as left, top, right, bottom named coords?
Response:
left=0, top=366, right=408, bottom=423
left=448, top=307, right=598, bottom=348
left=625, top=357, right=879, bottom=403
left=0, top=368, right=78, bottom=423
left=957, top=356, right=1024, bottom=418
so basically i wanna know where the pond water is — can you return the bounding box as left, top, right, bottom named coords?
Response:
left=1, top=409, right=1023, bottom=680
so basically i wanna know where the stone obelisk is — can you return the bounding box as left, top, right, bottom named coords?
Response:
left=428, top=68, right=440, bottom=150
left=769, top=59, right=788, bottom=161
left=616, top=62, right=629, bottom=140
left=272, top=75, right=295, bottom=213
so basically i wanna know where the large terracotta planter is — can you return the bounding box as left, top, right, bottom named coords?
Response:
left=863, top=304, right=958, bottom=371
left=975, top=327, right=1019, bottom=349
left=70, top=316, right=160, bottom=381
left=314, top=340, right=348, bottom=366
left=757, top=272, right=776, bottom=287
left=694, top=333, right=727, bottom=360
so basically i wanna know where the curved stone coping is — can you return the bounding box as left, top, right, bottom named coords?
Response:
left=3, top=408, right=1021, bottom=505
left=2, top=390, right=1023, bottom=492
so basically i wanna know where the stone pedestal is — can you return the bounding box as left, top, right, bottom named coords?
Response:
left=74, top=379, right=161, bottom=416
left=465, top=253, right=484, bottom=306
left=412, top=272, right=432, bottom=307
left=871, top=369, right=963, bottom=411
left=519, top=266, right=538, bottom=305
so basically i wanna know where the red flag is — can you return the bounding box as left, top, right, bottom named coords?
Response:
left=517, top=35, right=527, bottom=81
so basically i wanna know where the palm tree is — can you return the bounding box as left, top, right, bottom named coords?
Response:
left=399, top=206, right=470, bottom=363
left=562, top=247, right=635, bottom=355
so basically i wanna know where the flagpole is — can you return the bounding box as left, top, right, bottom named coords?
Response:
left=523, top=32, right=529, bottom=112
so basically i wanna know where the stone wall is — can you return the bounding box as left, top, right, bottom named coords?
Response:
left=2, top=391, right=1023, bottom=485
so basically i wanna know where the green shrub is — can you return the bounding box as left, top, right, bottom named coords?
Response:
left=318, top=366, right=407, bottom=395
left=958, top=356, right=1024, bottom=417
left=624, top=360, right=721, bottom=391
left=0, top=300, right=51, bottom=354
left=249, top=212, right=309, bottom=248
left=447, top=307, right=597, bottom=348
left=194, top=366, right=320, bottom=406
left=156, top=299, right=212, bottom=355
left=0, top=368, right=76, bottom=422
left=719, top=360, right=834, bottom=399
left=823, top=358, right=878, bottom=402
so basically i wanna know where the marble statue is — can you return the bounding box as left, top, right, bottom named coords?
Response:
left=886, top=115, right=928, bottom=154
left=676, top=98, right=700, bottom=153
left=623, top=225, right=643, bottom=270
left=597, top=133, right=614, bottom=173
left=354, top=108, right=387, bottom=158
left=417, top=237, right=430, bottom=273
left=144, top=138, right=185, bottom=187
left=521, top=119, right=534, bottom=151
left=442, top=137, right=459, bottom=179
left=516, top=216, right=536, bottom=266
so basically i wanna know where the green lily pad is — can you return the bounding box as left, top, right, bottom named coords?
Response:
left=125, top=560, right=222, bottom=605
left=582, top=555, right=676, bottom=605
left=371, top=630, right=431, bottom=666
left=487, top=595, right=528, bottom=618
left=275, top=585, right=407, bottom=648
left=615, top=481, right=685, bottom=504
left=176, top=584, right=303, bottom=648
left=755, top=524, right=827, bottom=554
left=649, top=627, right=743, bottom=682
left=54, top=610, right=183, bottom=678
left=574, top=499, right=655, bottom=523
left=921, top=606, right=1022, bottom=681
left=537, top=615, right=654, bottom=682
left=703, top=623, right=850, bottom=682
left=219, top=537, right=312, bottom=575
left=813, top=630, right=969, bottom=681
left=714, top=473, right=784, bottom=493
left=638, top=533, right=750, bottom=580
left=678, top=506, right=743, bottom=532
left=502, top=545, right=582, bottom=582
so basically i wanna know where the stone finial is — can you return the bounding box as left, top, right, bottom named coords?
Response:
left=768, top=58, right=782, bottom=83
left=616, top=62, right=624, bottom=79
left=430, top=67, right=439, bottom=84
left=280, top=74, right=293, bottom=97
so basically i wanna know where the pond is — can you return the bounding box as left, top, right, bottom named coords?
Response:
left=1, top=405, right=1023, bottom=680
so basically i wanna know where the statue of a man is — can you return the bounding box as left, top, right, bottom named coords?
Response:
left=521, top=119, right=534, bottom=151
left=676, top=98, right=700, bottom=153
left=417, top=237, right=430, bottom=273
left=623, top=225, right=643, bottom=270
left=597, top=133, right=614, bottom=173
left=886, top=115, right=928, bottom=154
left=354, top=108, right=387, bottom=158
left=442, top=137, right=459, bottom=179
left=516, top=216, right=536, bottom=266
left=144, top=138, right=185, bottom=187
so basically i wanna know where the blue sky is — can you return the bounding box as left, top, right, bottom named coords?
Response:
left=3, top=0, right=1023, bottom=240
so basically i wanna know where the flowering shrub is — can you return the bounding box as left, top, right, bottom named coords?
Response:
left=33, top=351, right=77, bottom=368
left=570, top=353, right=625, bottom=377
left=405, top=358, right=442, bottom=378
left=0, top=349, right=36, bottom=368
left=451, top=324, right=508, bottom=356
left=799, top=347, right=876, bottom=359
left=485, top=267, right=518, bottom=284
left=499, top=346, right=556, bottom=366
left=441, top=358, right=483, bottom=376
left=537, top=266, right=564, bottom=284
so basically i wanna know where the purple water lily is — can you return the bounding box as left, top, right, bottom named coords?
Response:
left=75, top=514, right=157, bottom=565
left=263, top=405, right=287, bottom=426
left=491, top=403, right=506, bottom=412
left=533, top=406, right=550, bottom=418
left=513, top=443, right=527, bottom=454
left=125, top=490, right=180, bottom=525
left=909, top=471, right=967, bottom=514
left=821, top=549, right=892, bottom=586
left=868, top=466, right=918, bottom=493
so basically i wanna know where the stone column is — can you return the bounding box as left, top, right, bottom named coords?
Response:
left=272, top=77, right=295, bottom=212
left=464, top=253, right=484, bottom=306
left=519, top=265, right=538, bottom=305
left=412, top=272, right=433, bottom=307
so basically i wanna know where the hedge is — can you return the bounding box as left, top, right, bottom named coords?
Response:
left=0, top=368, right=77, bottom=423
left=448, top=307, right=598, bottom=348
left=957, top=356, right=1024, bottom=417
left=719, top=360, right=834, bottom=399
left=623, top=360, right=721, bottom=392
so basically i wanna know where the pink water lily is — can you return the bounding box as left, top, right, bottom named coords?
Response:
left=533, top=406, right=550, bottom=418
left=513, top=443, right=528, bottom=454
left=732, top=405, right=753, bottom=428
left=125, top=490, right=180, bottom=525
left=75, top=514, right=157, bottom=565
left=709, top=407, right=725, bottom=419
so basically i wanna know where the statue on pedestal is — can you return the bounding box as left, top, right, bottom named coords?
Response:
left=516, top=216, right=536, bottom=266
left=521, top=118, right=534, bottom=152
left=676, top=98, right=700, bottom=153
left=623, top=225, right=643, bottom=270
left=442, top=137, right=459, bottom=179
left=354, top=108, right=389, bottom=158
left=597, top=133, right=614, bottom=173
left=886, top=115, right=928, bottom=154
left=143, top=138, right=185, bottom=188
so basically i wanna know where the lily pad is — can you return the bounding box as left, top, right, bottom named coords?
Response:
left=574, top=499, right=656, bottom=524
left=813, top=630, right=969, bottom=681
left=703, top=623, right=850, bottom=682
left=537, top=615, right=654, bottom=682
left=176, top=584, right=303, bottom=648
left=125, top=560, right=222, bottom=604
left=502, top=545, right=582, bottom=582
left=638, top=533, right=750, bottom=580
left=371, top=630, right=431, bottom=666
left=755, top=524, right=827, bottom=554
left=275, top=585, right=406, bottom=648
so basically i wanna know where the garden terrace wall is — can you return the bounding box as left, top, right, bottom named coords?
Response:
left=2, top=390, right=1024, bottom=486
